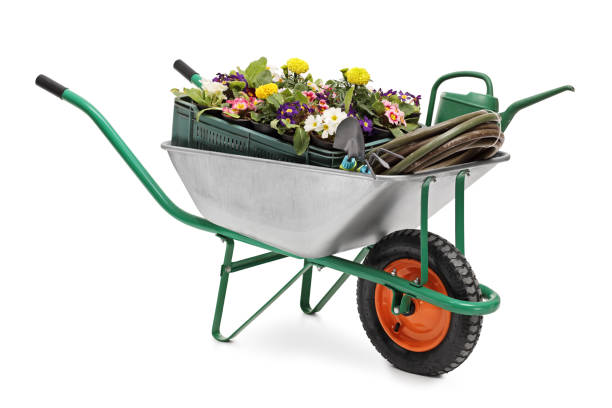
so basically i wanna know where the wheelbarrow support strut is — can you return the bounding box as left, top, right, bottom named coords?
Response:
left=35, top=75, right=501, bottom=343
left=211, top=238, right=370, bottom=341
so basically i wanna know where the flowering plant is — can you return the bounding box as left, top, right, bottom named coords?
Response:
left=304, top=108, right=348, bottom=141
left=329, top=67, right=421, bottom=138
left=222, top=93, right=261, bottom=119
left=171, top=79, right=229, bottom=120
left=172, top=57, right=422, bottom=155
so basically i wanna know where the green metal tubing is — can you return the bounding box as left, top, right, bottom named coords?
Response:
left=300, top=247, right=370, bottom=315
left=190, top=73, right=203, bottom=88
left=420, top=177, right=436, bottom=286
left=455, top=170, right=469, bottom=254
left=58, top=89, right=500, bottom=317
left=309, top=255, right=500, bottom=315
left=229, top=252, right=287, bottom=273
left=212, top=237, right=313, bottom=341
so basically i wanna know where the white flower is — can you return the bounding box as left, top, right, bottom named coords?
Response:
left=201, top=80, right=227, bottom=97
left=306, top=81, right=319, bottom=92
left=267, top=65, right=283, bottom=82
left=323, top=107, right=347, bottom=126
left=304, top=115, right=323, bottom=133
left=321, top=120, right=340, bottom=139
left=321, top=122, right=331, bottom=139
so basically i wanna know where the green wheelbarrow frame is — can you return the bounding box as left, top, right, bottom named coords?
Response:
left=35, top=73, right=500, bottom=343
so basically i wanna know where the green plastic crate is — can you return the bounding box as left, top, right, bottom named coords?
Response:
left=171, top=98, right=390, bottom=168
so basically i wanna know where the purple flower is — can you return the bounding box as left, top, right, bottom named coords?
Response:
left=277, top=101, right=309, bottom=125
left=398, top=91, right=421, bottom=106
left=316, top=91, right=328, bottom=101
left=213, top=72, right=247, bottom=85
left=360, top=116, right=373, bottom=133
left=378, top=88, right=397, bottom=97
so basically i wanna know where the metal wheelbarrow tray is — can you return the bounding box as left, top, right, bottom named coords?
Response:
left=36, top=62, right=513, bottom=377
left=163, top=142, right=509, bottom=258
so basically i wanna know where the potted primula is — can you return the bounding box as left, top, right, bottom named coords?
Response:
left=251, top=58, right=328, bottom=155
left=327, top=67, right=421, bottom=139
left=171, top=79, right=229, bottom=120
left=221, top=93, right=261, bottom=125
left=304, top=107, right=348, bottom=149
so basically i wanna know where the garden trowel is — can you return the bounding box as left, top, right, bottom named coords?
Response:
left=333, top=117, right=365, bottom=160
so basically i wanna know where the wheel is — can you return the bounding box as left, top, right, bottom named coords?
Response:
left=357, top=229, right=483, bottom=376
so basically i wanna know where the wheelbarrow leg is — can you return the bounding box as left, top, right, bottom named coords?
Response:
left=300, top=247, right=370, bottom=315
left=211, top=235, right=307, bottom=342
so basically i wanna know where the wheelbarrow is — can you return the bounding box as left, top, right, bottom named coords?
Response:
left=35, top=66, right=517, bottom=377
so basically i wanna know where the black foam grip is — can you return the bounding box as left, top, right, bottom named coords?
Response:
left=173, top=59, right=198, bottom=81
left=35, top=75, right=67, bottom=98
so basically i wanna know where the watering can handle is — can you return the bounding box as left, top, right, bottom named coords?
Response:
left=425, top=71, right=494, bottom=126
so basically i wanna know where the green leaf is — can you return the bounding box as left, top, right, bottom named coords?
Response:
left=390, top=127, right=404, bottom=138
left=344, top=85, right=355, bottom=113
left=293, top=82, right=308, bottom=92
left=293, top=127, right=310, bottom=155
left=388, top=94, right=400, bottom=104
left=294, top=90, right=309, bottom=104
left=250, top=112, right=262, bottom=122
left=402, top=123, right=419, bottom=132
left=267, top=93, right=283, bottom=109
left=399, top=102, right=418, bottom=117
left=229, top=81, right=246, bottom=92
left=270, top=119, right=279, bottom=130
left=372, top=101, right=385, bottom=115
left=244, top=57, right=267, bottom=87
left=184, top=88, right=206, bottom=106
left=281, top=88, right=292, bottom=98
left=254, top=69, right=273, bottom=88
left=356, top=101, right=375, bottom=116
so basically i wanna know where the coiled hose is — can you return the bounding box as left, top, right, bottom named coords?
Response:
left=368, top=110, right=504, bottom=175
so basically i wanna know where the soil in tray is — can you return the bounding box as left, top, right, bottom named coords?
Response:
left=310, top=134, right=339, bottom=150
left=222, top=116, right=252, bottom=129
left=250, top=120, right=277, bottom=136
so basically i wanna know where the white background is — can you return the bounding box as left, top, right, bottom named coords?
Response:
left=1, top=1, right=610, bottom=406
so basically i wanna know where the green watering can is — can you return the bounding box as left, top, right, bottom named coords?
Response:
left=425, top=71, right=574, bottom=131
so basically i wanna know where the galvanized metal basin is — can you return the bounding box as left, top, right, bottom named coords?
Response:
left=162, top=142, right=509, bottom=258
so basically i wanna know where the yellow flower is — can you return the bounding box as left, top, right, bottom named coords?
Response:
left=255, top=83, right=279, bottom=99
left=346, top=67, right=370, bottom=85
left=287, top=58, right=309, bottom=74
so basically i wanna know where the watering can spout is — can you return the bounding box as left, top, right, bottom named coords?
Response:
left=500, top=85, right=574, bottom=131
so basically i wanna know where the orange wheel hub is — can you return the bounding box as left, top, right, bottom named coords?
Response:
left=374, top=259, right=451, bottom=352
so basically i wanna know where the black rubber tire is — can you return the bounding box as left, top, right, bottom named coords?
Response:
left=357, top=229, right=483, bottom=376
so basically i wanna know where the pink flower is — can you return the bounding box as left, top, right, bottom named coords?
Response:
left=302, top=90, right=317, bottom=103
left=382, top=99, right=394, bottom=110
left=385, top=108, right=405, bottom=125
left=248, top=96, right=262, bottom=110
left=230, top=97, right=249, bottom=111
left=222, top=106, right=236, bottom=115
left=318, top=100, right=329, bottom=112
